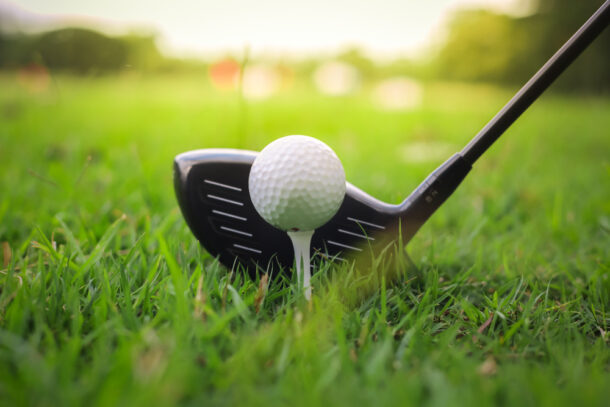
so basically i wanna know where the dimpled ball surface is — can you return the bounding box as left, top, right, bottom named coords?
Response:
left=249, top=135, right=346, bottom=231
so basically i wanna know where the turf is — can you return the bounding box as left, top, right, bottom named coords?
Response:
left=0, top=74, right=609, bottom=406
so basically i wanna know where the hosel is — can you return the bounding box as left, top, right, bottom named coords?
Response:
left=399, top=153, right=472, bottom=243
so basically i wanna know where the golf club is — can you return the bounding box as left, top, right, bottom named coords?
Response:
left=174, top=1, right=609, bottom=274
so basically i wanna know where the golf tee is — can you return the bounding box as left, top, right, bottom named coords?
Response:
left=287, top=230, right=315, bottom=300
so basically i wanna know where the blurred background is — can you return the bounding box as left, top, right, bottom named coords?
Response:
left=1, top=0, right=608, bottom=93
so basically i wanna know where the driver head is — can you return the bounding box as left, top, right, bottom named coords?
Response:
left=174, top=149, right=411, bottom=274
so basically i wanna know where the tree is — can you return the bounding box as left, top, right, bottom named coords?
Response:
left=436, top=0, right=609, bottom=92
left=33, top=28, right=128, bottom=73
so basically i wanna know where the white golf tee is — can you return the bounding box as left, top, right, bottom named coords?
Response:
left=287, top=230, right=314, bottom=300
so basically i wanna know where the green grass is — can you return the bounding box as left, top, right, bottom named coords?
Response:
left=0, top=74, right=609, bottom=406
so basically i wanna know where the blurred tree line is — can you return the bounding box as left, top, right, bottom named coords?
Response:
left=0, top=27, right=205, bottom=74
left=436, top=0, right=609, bottom=92
left=0, top=0, right=607, bottom=92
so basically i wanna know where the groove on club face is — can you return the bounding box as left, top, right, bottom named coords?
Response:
left=174, top=149, right=414, bottom=274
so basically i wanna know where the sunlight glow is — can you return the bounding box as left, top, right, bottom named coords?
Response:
left=5, top=0, right=524, bottom=58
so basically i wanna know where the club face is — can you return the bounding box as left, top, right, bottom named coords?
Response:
left=174, top=149, right=408, bottom=274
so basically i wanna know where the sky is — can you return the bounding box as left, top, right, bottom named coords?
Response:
left=3, top=0, right=525, bottom=58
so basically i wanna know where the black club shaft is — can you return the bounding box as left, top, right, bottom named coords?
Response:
left=460, top=0, right=610, bottom=166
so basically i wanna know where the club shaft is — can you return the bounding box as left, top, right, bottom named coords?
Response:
left=402, top=2, right=609, bottom=243
left=460, top=0, right=610, bottom=165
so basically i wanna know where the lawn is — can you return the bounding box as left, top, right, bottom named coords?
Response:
left=0, top=74, right=609, bottom=406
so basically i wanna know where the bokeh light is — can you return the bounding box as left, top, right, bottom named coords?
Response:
left=313, top=61, right=360, bottom=96
left=208, top=58, right=240, bottom=90
left=373, top=77, right=423, bottom=111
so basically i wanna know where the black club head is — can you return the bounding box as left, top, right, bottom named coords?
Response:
left=173, top=148, right=464, bottom=274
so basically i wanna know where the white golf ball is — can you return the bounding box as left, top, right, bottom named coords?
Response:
left=248, top=135, right=346, bottom=231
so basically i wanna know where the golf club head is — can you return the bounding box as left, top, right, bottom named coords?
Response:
left=174, top=148, right=471, bottom=274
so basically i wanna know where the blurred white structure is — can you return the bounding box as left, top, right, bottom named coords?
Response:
left=313, top=61, right=359, bottom=96
left=242, top=64, right=280, bottom=100
left=373, top=77, right=423, bottom=110
left=400, top=141, right=454, bottom=163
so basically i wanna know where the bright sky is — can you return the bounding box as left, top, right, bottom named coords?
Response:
left=5, top=0, right=523, bottom=58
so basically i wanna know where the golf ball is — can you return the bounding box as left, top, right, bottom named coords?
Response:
left=248, top=135, right=346, bottom=231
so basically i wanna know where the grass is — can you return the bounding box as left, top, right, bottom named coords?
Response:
left=0, top=73, right=609, bottom=406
